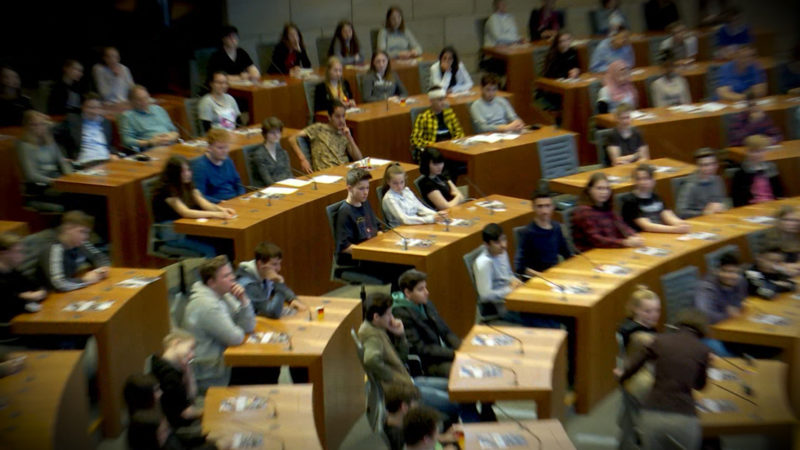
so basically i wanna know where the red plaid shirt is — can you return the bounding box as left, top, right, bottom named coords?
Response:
left=571, top=205, right=635, bottom=252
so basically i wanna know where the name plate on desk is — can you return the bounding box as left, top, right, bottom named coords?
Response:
left=476, top=432, right=528, bottom=448
left=749, top=314, right=791, bottom=326
left=552, top=284, right=593, bottom=294
left=677, top=232, right=719, bottom=241
left=593, top=264, right=632, bottom=275
left=472, top=334, right=515, bottom=347
left=231, top=432, right=264, bottom=448
left=395, top=238, right=434, bottom=248
left=116, top=276, right=160, bottom=288
left=697, top=398, right=738, bottom=413
left=742, top=216, right=775, bottom=224
left=634, top=247, right=670, bottom=257
left=63, top=300, right=114, bottom=312
left=246, top=331, right=290, bottom=344
left=460, top=364, right=502, bottom=379
left=219, top=395, right=271, bottom=412
left=476, top=200, right=506, bottom=212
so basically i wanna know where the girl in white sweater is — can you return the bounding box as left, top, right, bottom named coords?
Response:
left=381, top=163, right=443, bottom=227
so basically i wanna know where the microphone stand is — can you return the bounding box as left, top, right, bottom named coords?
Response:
left=291, top=167, right=318, bottom=190
left=483, top=323, right=524, bottom=354
left=375, top=217, right=411, bottom=250
left=521, top=272, right=567, bottom=302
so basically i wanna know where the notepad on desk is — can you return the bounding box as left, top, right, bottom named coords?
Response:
left=459, top=363, right=502, bottom=379
left=231, top=432, right=264, bottom=449
left=260, top=186, right=298, bottom=196
left=63, top=300, right=115, bottom=312
left=116, top=276, right=160, bottom=288
left=311, top=174, right=343, bottom=184
left=275, top=178, right=312, bottom=187
left=677, top=232, right=718, bottom=241
left=219, top=395, right=270, bottom=412
left=742, top=215, right=775, bottom=224
left=477, top=433, right=528, bottom=449
left=472, top=334, right=515, bottom=347
left=246, top=331, right=290, bottom=344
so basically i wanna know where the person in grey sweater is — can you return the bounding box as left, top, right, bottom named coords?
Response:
left=39, top=210, right=109, bottom=292
left=676, top=148, right=728, bottom=219
left=469, top=74, right=524, bottom=133
left=16, top=110, right=72, bottom=188
left=235, top=241, right=307, bottom=319
left=182, top=255, right=255, bottom=392
left=247, top=117, right=292, bottom=187
left=361, top=51, right=408, bottom=103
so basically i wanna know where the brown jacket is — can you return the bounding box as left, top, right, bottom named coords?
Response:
left=358, top=321, right=414, bottom=390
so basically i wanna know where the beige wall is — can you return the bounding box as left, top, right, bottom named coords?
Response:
left=227, top=0, right=798, bottom=75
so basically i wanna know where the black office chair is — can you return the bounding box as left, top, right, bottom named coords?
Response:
left=324, top=200, right=383, bottom=286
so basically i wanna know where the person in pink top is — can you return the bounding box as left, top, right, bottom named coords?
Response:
left=731, top=134, right=784, bottom=206
left=597, top=60, right=638, bottom=114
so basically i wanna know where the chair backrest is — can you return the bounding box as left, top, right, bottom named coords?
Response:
left=296, top=135, right=312, bottom=164
left=588, top=80, right=602, bottom=116
left=659, top=265, right=700, bottom=325
left=241, top=144, right=260, bottom=187
left=463, top=246, right=486, bottom=303
left=587, top=10, right=601, bottom=35
left=537, top=134, right=579, bottom=179
left=356, top=72, right=367, bottom=101
left=256, top=42, right=278, bottom=74
left=746, top=229, right=770, bottom=258
left=704, top=64, right=723, bottom=100
left=475, top=18, right=488, bottom=50
left=183, top=98, right=203, bottom=138
left=20, top=229, right=57, bottom=279
left=418, top=60, right=435, bottom=94
left=560, top=206, right=578, bottom=254
left=350, top=327, right=385, bottom=432
left=789, top=105, right=799, bottom=140
left=512, top=226, right=525, bottom=252
left=409, top=106, right=427, bottom=129
left=413, top=175, right=434, bottom=208
left=644, top=75, right=659, bottom=108
left=181, top=257, right=207, bottom=294
left=594, top=127, right=615, bottom=167
left=141, top=176, right=159, bottom=221
left=647, top=36, right=668, bottom=66
left=704, top=244, right=741, bottom=273
left=669, top=176, right=690, bottom=208
left=326, top=200, right=345, bottom=241
left=370, top=29, right=380, bottom=55
left=375, top=185, right=387, bottom=221
left=532, top=46, right=549, bottom=78
left=302, top=79, right=322, bottom=124
left=316, top=36, right=333, bottom=67
left=189, top=47, right=217, bottom=96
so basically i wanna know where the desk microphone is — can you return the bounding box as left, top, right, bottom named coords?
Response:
left=521, top=272, right=567, bottom=302
left=572, top=246, right=602, bottom=272
left=291, top=167, right=318, bottom=190
left=484, top=323, right=524, bottom=355
left=306, top=308, right=313, bottom=322
left=285, top=333, right=294, bottom=351
left=493, top=404, right=544, bottom=450
left=709, top=381, right=757, bottom=405
left=173, top=121, right=195, bottom=142
left=463, top=176, right=496, bottom=215
left=375, top=217, right=412, bottom=251
left=238, top=183, right=261, bottom=192
left=465, top=353, right=519, bottom=386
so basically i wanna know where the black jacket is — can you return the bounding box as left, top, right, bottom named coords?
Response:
left=55, top=113, right=117, bottom=160
left=313, top=80, right=353, bottom=113
left=391, top=297, right=461, bottom=373
left=268, top=42, right=312, bottom=75
left=731, top=162, right=784, bottom=207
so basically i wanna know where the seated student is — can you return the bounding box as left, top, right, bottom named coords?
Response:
left=650, top=49, right=691, bottom=107
left=694, top=252, right=745, bottom=355
left=765, top=206, right=800, bottom=275
left=358, top=293, right=480, bottom=427
left=39, top=211, right=109, bottom=292
left=382, top=163, right=441, bottom=227
left=470, top=74, right=525, bottom=133
left=411, top=87, right=465, bottom=159
left=152, top=155, right=233, bottom=257
left=715, top=45, right=766, bottom=101
left=744, top=246, right=797, bottom=299
left=314, top=56, right=356, bottom=113
left=644, top=0, right=679, bottom=32
left=191, top=129, right=244, bottom=203
left=615, top=308, right=710, bottom=450
left=198, top=72, right=240, bottom=132
left=391, top=269, right=461, bottom=378
left=675, top=148, right=728, bottom=219
left=268, top=23, right=312, bottom=76
left=417, top=148, right=465, bottom=211
left=604, top=103, right=650, bottom=166
left=0, top=233, right=47, bottom=337
left=248, top=117, right=292, bottom=187
left=118, top=85, right=179, bottom=150
left=514, top=188, right=573, bottom=275
left=591, top=0, right=629, bottom=35
left=484, top=0, right=523, bottom=47
left=235, top=241, right=307, bottom=319
left=328, top=20, right=363, bottom=65
left=92, top=47, right=134, bottom=103
left=715, top=7, right=752, bottom=50
left=47, top=59, right=86, bottom=115
left=543, top=30, right=580, bottom=80
left=403, top=406, right=444, bottom=450
left=290, top=100, right=362, bottom=173
left=430, top=47, right=473, bottom=94
left=207, top=25, right=260, bottom=84
left=0, top=66, right=33, bottom=127
left=384, top=382, right=422, bottom=450
left=728, top=94, right=783, bottom=146
left=589, top=29, right=634, bottom=73
left=149, top=329, right=202, bottom=429
left=16, top=111, right=72, bottom=204
left=378, top=6, right=422, bottom=59
left=658, top=22, right=698, bottom=63
left=183, top=255, right=255, bottom=392
left=529, top=0, right=564, bottom=41
left=334, top=168, right=405, bottom=290
left=731, top=134, right=784, bottom=206
left=123, top=373, right=162, bottom=419
left=620, top=163, right=690, bottom=234
left=362, top=51, right=408, bottom=103
left=56, top=93, right=120, bottom=163
left=598, top=60, right=637, bottom=113
left=571, top=173, right=643, bottom=251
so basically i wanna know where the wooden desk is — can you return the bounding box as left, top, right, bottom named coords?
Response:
left=228, top=76, right=308, bottom=129
left=203, top=384, right=322, bottom=449
left=505, top=198, right=800, bottom=414
left=318, top=88, right=514, bottom=163
left=697, top=359, right=796, bottom=441
left=537, top=59, right=778, bottom=164
left=728, top=140, right=800, bottom=197
left=548, top=157, right=696, bottom=208
left=10, top=268, right=169, bottom=438
left=352, top=194, right=534, bottom=337
left=432, top=127, right=578, bottom=199
left=711, top=292, right=800, bottom=419
left=223, top=296, right=362, bottom=450
left=174, top=161, right=418, bottom=295
left=0, top=350, right=92, bottom=449
left=449, top=325, right=567, bottom=420
left=460, top=419, right=576, bottom=450
left=595, top=95, right=798, bottom=163
left=0, top=220, right=28, bottom=235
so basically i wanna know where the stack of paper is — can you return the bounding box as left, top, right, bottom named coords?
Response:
left=594, top=264, right=632, bottom=275
left=259, top=186, right=298, bottom=197
left=742, top=216, right=775, bottom=224
left=667, top=104, right=701, bottom=113
left=275, top=178, right=312, bottom=188
left=231, top=433, right=263, bottom=448
left=652, top=165, right=677, bottom=173
left=116, top=277, right=160, bottom=288
left=219, top=396, right=269, bottom=412
left=707, top=368, right=739, bottom=381
left=459, top=364, right=502, bottom=379
left=635, top=247, right=670, bottom=257
left=464, top=133, right=521, bottom=144
left=698, top=102, right=728, bottom=113
left=311, top=174, right=343, bottom=184
left=677, top=232, right=718, bottom=241
left=472, top=334, right=515, bottom=347
left=477, top=433, right=528, bottom=449
left=246, top=331, right=290, bottom=344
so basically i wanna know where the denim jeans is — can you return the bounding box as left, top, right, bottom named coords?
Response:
left=413, top=376, right=481, bottom=423
left=156, top=223, right=217, bottom=257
